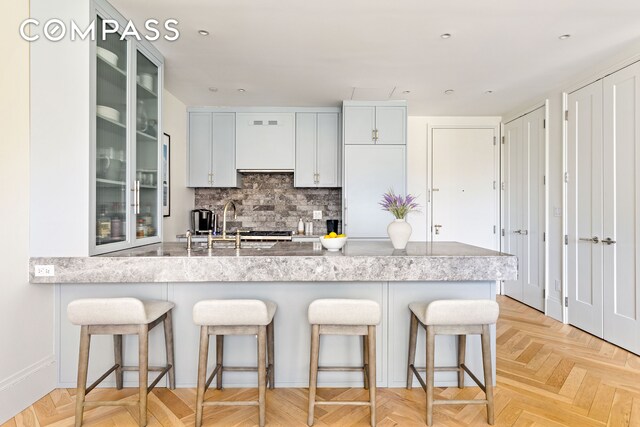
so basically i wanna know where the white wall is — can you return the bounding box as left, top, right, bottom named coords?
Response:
left=503, top=39, right=640, bottom=322
left=0, top=0, right=56, bottom=422
left=407, top=116, right=501, bottom=242
left=29, top=0, right=91, bottom=256
left=162, top=90, right=193, bottom=240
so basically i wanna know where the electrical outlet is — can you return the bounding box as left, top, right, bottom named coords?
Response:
left=555, top=279, right=561, bottom=292
left=34, top=265, right=55, bottom=277
left=313, top=210, right=322, bottom=220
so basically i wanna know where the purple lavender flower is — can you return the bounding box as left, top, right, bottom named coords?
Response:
left=379, top=189, right=421, bottom=219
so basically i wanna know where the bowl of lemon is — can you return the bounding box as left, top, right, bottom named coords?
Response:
left=319, top=232, right=347, bottom=252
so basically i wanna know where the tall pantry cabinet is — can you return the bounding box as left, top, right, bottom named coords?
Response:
left=566, top=61, right=640, bottom=354
left=91, top=1, right=164, bottom=254
left=342, top=101, right=407, bottom=238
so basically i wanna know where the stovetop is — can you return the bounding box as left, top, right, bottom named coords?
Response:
left=193, top=230, right=293, bottom=241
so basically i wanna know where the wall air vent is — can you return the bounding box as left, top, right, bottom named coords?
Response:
left=251, top=120, right=279, bottom=126
left=268, top=120, right=278, bottom=125
left=253, top=120, right=264, bottom=125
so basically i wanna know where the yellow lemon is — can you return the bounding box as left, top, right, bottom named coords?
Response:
left=338, top=234, right=346, bottom=238
left=324, top=234, right=331, bottom=239
left=328, top=232, right=338, bottom=238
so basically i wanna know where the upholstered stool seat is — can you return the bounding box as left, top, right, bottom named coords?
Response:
left=407, top=299, right=499, bottom=426
left=68, top=298, right=175, bottom=427
left=194, top=299, right=276, bottom=427
left=307, top=299, right=381, bottom=426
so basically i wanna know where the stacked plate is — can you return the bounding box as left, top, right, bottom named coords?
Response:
left=97, top=105, right=120, bottom=123
left=97, top=47, right=119, bottom=68
left=137, top=73, right=154, bottom=91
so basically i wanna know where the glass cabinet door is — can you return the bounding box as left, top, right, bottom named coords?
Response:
left=95, top=16, right=128, bottom=247
left=134, top=50, right=160, bottom=240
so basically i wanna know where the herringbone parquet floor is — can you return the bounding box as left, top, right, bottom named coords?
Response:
left=5, top=296, right=640, bottom=426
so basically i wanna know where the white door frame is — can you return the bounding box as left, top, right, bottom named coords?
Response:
left=501, top=101, right=550, bottom=314
left=426, top=123, right=501, bottom=254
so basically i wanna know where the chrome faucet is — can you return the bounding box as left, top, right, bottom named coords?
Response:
left=221, top=200, right=237, bottom=239
left=186, top=230, right=193, bottom=251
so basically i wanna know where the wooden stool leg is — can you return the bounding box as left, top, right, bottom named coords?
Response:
left=267, top=318, right=275, bottom=389
left=195, top=326, right=210, bottom=427
left=163, top=311, right=176, bottom=389
left=406, top=312, right=418, bottom=389
left=481, top=325, right=495, bottom=425
left=457, top=334, right=466, bottom=388
left=425, top=326, right=435, bottom=426
left=74, top=326, right=90, bottom=427
left=363, top=334, right=369, bottom=390
left=138, top=325, right=149, bottom=427
left=307, top=324, right=320, bottom=426
left=367, top=325, right=377, bottom=427
left=113, top=334, right=123, bottom=390
left=216, top=335, right=224, bottom=390
left=257, top=326, right=267, bottom=427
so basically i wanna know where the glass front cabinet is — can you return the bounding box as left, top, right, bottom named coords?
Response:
left=92, top=3, right=163, bottom=254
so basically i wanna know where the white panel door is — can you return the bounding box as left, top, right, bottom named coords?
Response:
left=188, top=112, right=212, bottom=187
left=344, top=145, right=406, bottom=238
left=603, top=62, right=640, bottom=354
left=344, top=106, right=375, bottom=144
left=522, top=107, right=546, bottom=311
left=567, top=80, right=604, bottom=338
left=503, top=118, right=525, bottom=302
left=376, top=106, right=406, bottom=145
left=430, top=128, right=497, bottom=250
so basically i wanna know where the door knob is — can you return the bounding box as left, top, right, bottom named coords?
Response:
left=602, top=237, right=616, bottom=245
left=579, top=236, right=599, bottom=243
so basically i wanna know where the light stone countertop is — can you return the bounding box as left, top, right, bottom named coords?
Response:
left=29, top=241, right=517, bottom=284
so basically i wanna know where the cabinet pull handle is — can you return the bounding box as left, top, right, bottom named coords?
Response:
left=602, top=237, right=616, bottom=245
left=136, top=180, right=140, bottom=214
left=372, top=129, right=376, bottom=142
left=375, top=129, right=379, bottom=141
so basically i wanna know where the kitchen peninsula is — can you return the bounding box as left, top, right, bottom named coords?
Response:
left=30, top=241, right=516, bottom=390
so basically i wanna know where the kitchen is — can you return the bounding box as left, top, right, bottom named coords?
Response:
left=2, top=2, right=638, bottom=427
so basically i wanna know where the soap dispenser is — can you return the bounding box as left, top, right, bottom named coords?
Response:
left=297, top=218, right=304, bottom=235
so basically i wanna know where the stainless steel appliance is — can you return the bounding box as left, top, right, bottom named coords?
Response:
left=191, top=209, right=214, bottom=234
left=236, top=230, right=293, bottom=241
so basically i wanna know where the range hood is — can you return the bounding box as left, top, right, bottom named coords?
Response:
left=237, top=169, right=294, bottom=173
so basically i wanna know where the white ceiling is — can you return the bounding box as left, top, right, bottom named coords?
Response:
left=110, top=0, right=640, bottom=116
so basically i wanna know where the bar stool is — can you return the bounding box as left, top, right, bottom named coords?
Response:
left=67, top=298, right=175, bottom=427
left=406, top=299, right=499, bottom=426
left=307, top=299, right=381, bottom=427
left=193, top=299, right=276, bottom=427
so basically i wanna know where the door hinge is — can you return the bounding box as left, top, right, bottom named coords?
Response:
left=564, top=110, right=569, bottom=121
left=501, top=136, right=505, bottom=144
left=501, top=228, right=505, bottom=237
left=565, top=297, right=569, bottom=307
left=564, top=235, right=569, bottom=245
left=543, top=119, right=546, bottom=129
left=493, top=136, right=496, bottom=146
left=493, top=225, right=496, bottom=234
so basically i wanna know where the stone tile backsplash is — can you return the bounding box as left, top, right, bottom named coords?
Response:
left=195, top=173, right=342, bottom=235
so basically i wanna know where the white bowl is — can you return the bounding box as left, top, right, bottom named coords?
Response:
left=97, top=47, right=119, bottom=67
left=97, top=105, right=120, bottom=123
left=319, top=236, right=347, bottom=252
left=137, top=73, right=154, bottom=91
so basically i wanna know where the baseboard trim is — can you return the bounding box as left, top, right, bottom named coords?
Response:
left=0, top=354, right=57, bottom=424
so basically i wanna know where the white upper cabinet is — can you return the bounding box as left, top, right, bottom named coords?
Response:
left=236, top=113, right=295, bottom=170
left=295, top=113, right=340, bottom=187
left=343, top=102, right=406, bottom=145
left=187, top=112, right=239, bottom=188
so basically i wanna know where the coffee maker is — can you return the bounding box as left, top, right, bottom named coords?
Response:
left=191, top=209, right=215, bottom=234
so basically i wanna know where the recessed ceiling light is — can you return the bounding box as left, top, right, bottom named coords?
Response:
left=198, top=30, right=210, bottom=36
left=440, top=33, right=452, bottom=39
left=237, top=88, right=246, bottom=93
left=558, top=34, right=571, bottom=40
left=208, top=87, right=218, bottom=92
left=402, top=90, right=411, bottom=94
left=444, top=89, right=455, bottom=95
left=484, top=90, right=494, bottom=94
